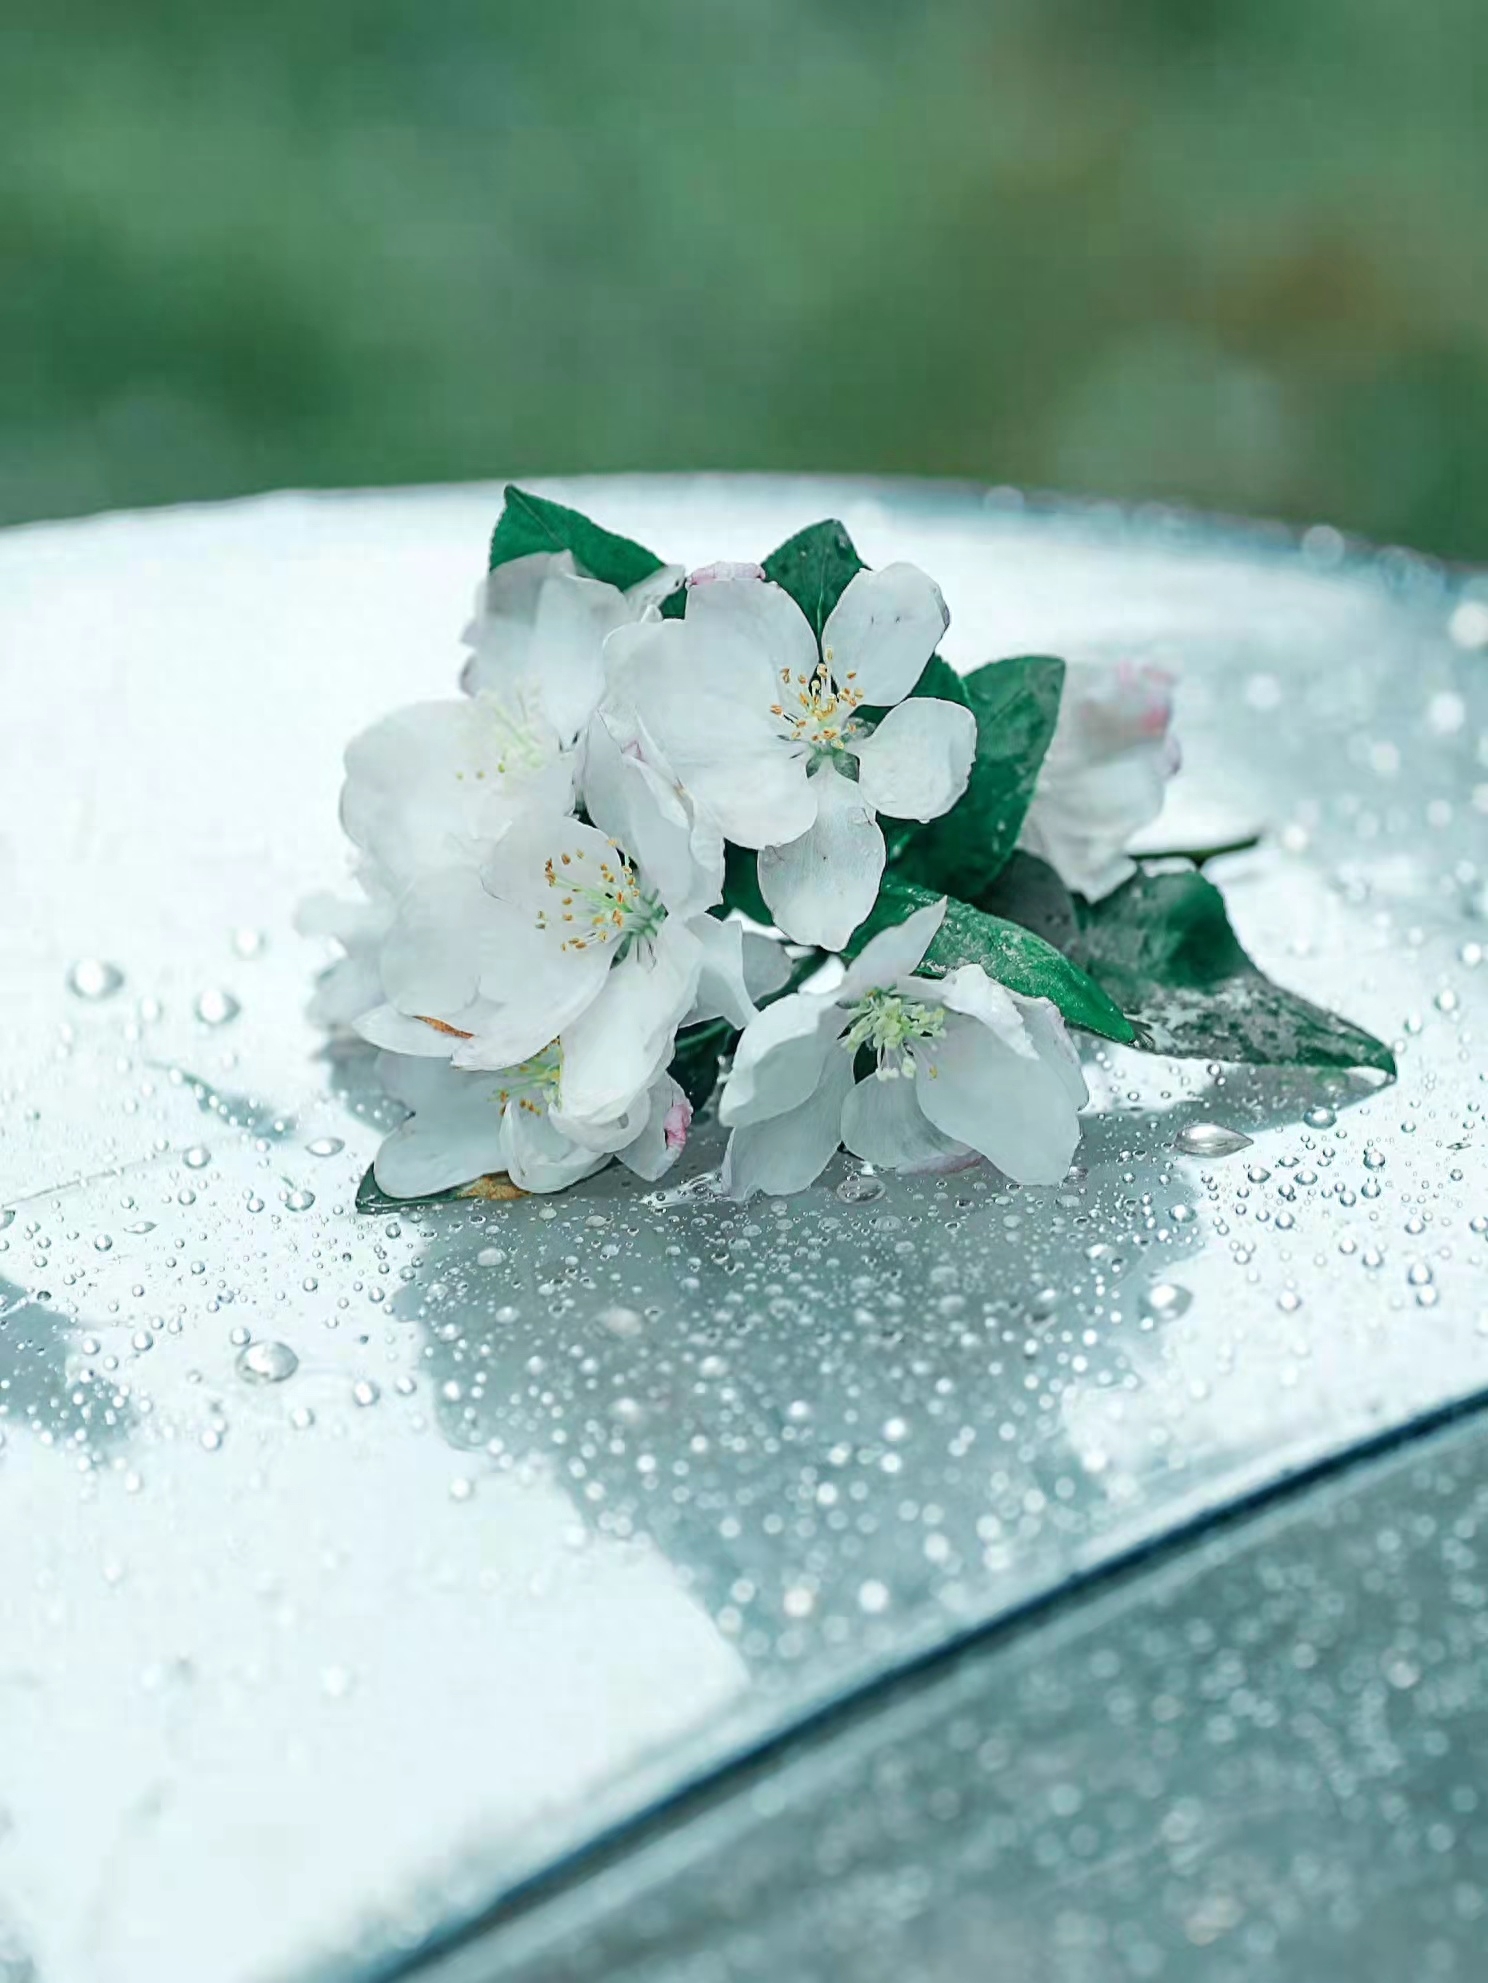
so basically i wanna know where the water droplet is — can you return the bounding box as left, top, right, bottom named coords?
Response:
left=236, top=1340, right=299, bottom=1385
left=1142, top=1281, right=1193, bottom=1320
left=352, top=1379, right=380, bottom=1407
left=1435, top=988, right=1459, bottom=1014
left=1363, top=1147, right=1387, bottom=1170
left=289, top=1406, right=316, bottom=1431
left=449, top=1477, right=475, bottom=1503
left=1304, top=1105, right=1336, bottom=1129
left=67, top=959, right=125, bottom=1001
left=183, top=1145, right=211, bottom=1170
left=476, top=1246, right=506, bottom=1267
left=1246, top=1165, right=1271, bottom=1184
left=194, top=988, right=240, bottom=1026
left=597, top=1304, right=644, bottom=1338
left=231, top=928, right=266, bottom=959
left=1277, top=1289, right=1303, bottom=1312
left=130, top=1330, right=153, bottom=1352
left=1174, top=1122, right=1253, bottom=1159
left=93, top=1233, right=112, bottom=1252
left=858, top=1578, right=891, bottom=1614
left=0, top=1210, right=14, bottom=1232
left=836, top=1169, right=885, bottom=1204
left=306, top=1136, right=344, bottom=1158
left=125, top=1220, right=156, bottom=1234
left=283, top=1188, right=315, bottom=1212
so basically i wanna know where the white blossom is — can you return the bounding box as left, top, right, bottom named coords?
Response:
left=606, top=565, right=976, bottom=949
left=371, top=1050, right=693, bottom=1198
left=718, top=898, right=1087, bottom=1198
left=1020, top=660, right=1180, bottom=900
left=462, top=550, right=679, bottom=746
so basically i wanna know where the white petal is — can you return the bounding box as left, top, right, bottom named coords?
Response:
left=686, top=913, right=758, bottom=1029
left=356, top=1003, right=480, bottom=1057
left=462, top=553, right=637, bottom=745
left=504, top=1103, right=610, bottom=1193
left=371, top=1068, right=508, bottom=1198
left=758, top=763, right=885, bottom=950
left=340, top=697, right=570, bottom=885
left=721, top=1046, right=854, bottom=1199
left=604, top=586, right=818, bottom=847
left=852, top=697, right=976, bottom=821
left=615, top=1074, right=693, bottom=1181
left=742, top=930, right=792, bottom=1001
left=579, top=712, right=723, bottom=917
left=1019, top=660, right=1179, bottom=901
left=841, top=1070, right=969, bottom=1171
left=915, top=1002, right=1084, bottom=1186
left=556, top=918, right=701, bottom=1130
left=717, top=991, right=839, bottom=1128
left=820, top=562, right=949, bottom=707
left=837, top=896, right=946, bottom=1001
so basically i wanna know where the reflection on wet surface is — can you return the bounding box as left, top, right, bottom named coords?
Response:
left=1, top=479, right=1486, bottom=1980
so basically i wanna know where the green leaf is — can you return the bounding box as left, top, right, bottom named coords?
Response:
left=905, top=652, right=970, bottom=708
left=488, top=484, right=665, bottom=593
left=658, top=583, right=688, bottom=620
left=893, top=654, right=1065, bottom=890
left=850, top=875, right=1135, bottom=1045
left=669, top=1017, right=737, bottom=1114
left=1074, top=866, right=1396, bottom=1075
left=721, top=841, right=771, bottom=924
left=761, top=517, right=865, bottom=640
left=973, top=849, right=1079, bottom=953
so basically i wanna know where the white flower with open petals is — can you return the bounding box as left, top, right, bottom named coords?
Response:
left=357, top=784, right=755, bottom=1141
left=1020, top=660, right=1181, bottom=901
left=371, top=1050, right=692, bottom=1199
left=606, top=566, right=976, bottom=950
left=462, top=551, right=680, bottom=746
left=338, top=690, right=571, bottom=890
left=717, top=898, right=1087, bottom=1199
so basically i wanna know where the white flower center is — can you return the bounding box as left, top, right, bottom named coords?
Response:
left=769, top=657, right=866, bottom=762
left=455, top=692, right=554, bottom=782
left=841, top=989, right=946, bottom=1078
left=535, top=841, right=666, bottom=958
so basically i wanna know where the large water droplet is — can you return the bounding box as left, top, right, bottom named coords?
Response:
left=597, top=1304, right=643, bottom=1338
left=1142, top=1281, right=1193, bottom=1320
left=306, top=1137, right=344, bottom=1158
left=236, top=1340, right=299, bottom=1385
left=194, top=988, right=240, bottom=1026
left=836, top=1169, right=885, bottom=1205
left=183, top=1145, right=212, bottom=1171
left=283, top=1188, right=315, bottom=1212
left=67, top=959, right=124, bottom=1001
left=1174, top=1121, right=1253, bottom=1159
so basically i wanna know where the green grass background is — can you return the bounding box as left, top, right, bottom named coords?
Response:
left=5, top=0, right=1488, bottom=556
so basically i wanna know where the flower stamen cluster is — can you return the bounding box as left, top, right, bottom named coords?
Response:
left=841, top=987, right=946, bottom=1078
left=537, top=842, right=665, bottom=956
left=769, top=657, right=864, bottom=758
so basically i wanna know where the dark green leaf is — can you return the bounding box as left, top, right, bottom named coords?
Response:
left=1075, top=865, right=1396, bottom=1075
left=974, top=849, right=1080, bottom=953
left=721, top=842, right=772, bottom=924
left=850, top=875, right=1135, bottom=1045
left=488, top=484, right=665, bottom=593
left=658, top=582, right=688, bottom=620
left=669, top=1017, right=737, bottom=1114
left=904, top=652, right=970, bottom=708
left=893, top=655, right=1065, bottom=891
left=762, top=518, right=865, bottom=640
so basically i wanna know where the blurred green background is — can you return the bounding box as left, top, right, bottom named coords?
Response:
left=5, top=0, right=1488, bottom=556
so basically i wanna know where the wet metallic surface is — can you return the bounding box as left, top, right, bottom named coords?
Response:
left=1, top=480, right=1485, bottom=1980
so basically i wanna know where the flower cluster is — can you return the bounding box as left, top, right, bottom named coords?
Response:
left=306, top=488, right=1392, bottom=1208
